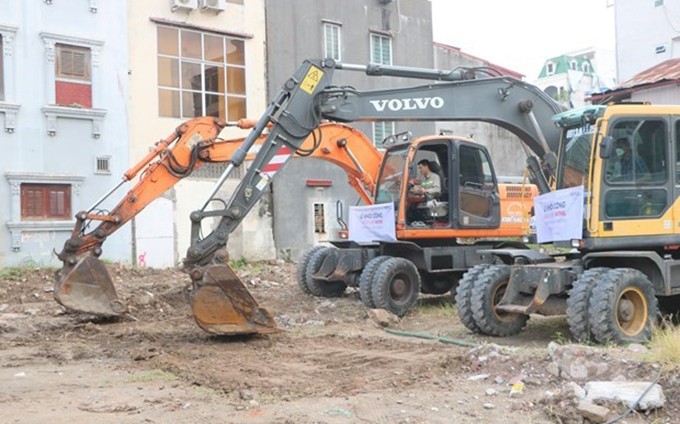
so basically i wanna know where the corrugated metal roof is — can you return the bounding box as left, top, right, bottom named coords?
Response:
left=618, top=58, right=680, bottom=89
left=588, top=58, right=680, bottom=103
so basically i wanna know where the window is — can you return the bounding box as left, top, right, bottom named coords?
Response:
left=0, top=34, right=4, bottom=101
left=459, top=145, right=496, bottom=220
left=313, top=203, right=326, bottom=233
left=569, top=60, right=576, bottom=71
left=20, top=184, right=71, bottom=220
left=581, top=62, right=591, bottom=73
left=323, top=23, right=341, bottom=61
left=546, top=62, right=555, bottom=75
left=55, top=44, right=92, bottom=108
left=370, top=33, right=392, bottom=65
left=373, top=122, right=395, bottom=147
left=604, top=119, right=668, bottom=218
left=157, top=25, right=247, bottom=120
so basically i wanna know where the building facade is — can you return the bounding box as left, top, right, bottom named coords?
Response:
left=0, top=1, right=129, bottom=267
left=127, top=0, right=272, bottom=268
left=615, top=0, right=680, bottom=82
left=265, top=0, right=436, bottom=260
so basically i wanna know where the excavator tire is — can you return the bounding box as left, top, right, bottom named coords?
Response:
left=359, top=255, right=391, bottom=308
left=304, top=247, right=347, bottom=298
left=190, top=264, right=278, bottom=335
left=296, top=245, right=328, bottom=295
left=588, top=268, right=658, bottom=345
left=470, top=264, right=528, bottom=336
left=566, top=267, right=609, bottom=342
left=370, top=257, right=420, bottom=317
left=454, top=264, right=493, bottom=334
left=54, top=256, right=128, bottom=317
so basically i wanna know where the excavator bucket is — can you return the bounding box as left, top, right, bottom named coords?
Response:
left=190, top=264, right=279, bottom=335
left=54, top=256, right=128, bottom=316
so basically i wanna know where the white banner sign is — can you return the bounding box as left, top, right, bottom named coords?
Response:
left=348, top=203, right=396, bottom=243
left=534, top=185, right=584, bottom=244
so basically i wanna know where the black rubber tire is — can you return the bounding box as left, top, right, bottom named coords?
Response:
left=371, top=257, right=421, bottom=317
left=296, top=245, right=327, bottom=295
left=454, top=264, right=492, bottom=333
left=304, top=247, right=347, bottom=298
left=420, top=273, right=457, bottom=295
left=588, top=268, right=658, bottom=345
left=470, top=264, right=528, bottom=336
left=359, top=256, right=391, bottom=308
left=566, top=267, right=609, bottom=343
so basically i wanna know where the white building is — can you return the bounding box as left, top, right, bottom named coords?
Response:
left=615, top=0, right=680, bottom=81
left=0, top=1, right=130, bottom=266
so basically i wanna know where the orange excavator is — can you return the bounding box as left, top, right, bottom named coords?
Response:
left=54, top=59, right=562, bottom=335
left=54, top=118, right=384, bottom=334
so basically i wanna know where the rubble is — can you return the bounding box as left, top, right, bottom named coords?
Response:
left=584, top=381, right=666, bottom=411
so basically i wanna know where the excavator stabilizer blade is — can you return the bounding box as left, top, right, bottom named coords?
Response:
left=190, top=264, right=279, bottom=335
left=54, top=256, right=128, bottom=316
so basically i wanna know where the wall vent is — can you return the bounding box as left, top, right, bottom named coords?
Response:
left=313, top=202, right=326, bottom=234
left=95, top=156, right=111, bottom=174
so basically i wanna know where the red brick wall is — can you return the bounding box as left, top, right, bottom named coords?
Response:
left=55, top=81, right=92, bottom=108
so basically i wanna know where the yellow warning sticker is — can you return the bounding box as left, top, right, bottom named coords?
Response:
left=300, top=66, right=324, bottom=95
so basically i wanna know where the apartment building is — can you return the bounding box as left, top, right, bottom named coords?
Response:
left=0, top=1, right=129, bottom=266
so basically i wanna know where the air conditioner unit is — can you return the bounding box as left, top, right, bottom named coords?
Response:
left=171, top=0, right=198, bottom=12
left=200, top=0, right=226, bottom=13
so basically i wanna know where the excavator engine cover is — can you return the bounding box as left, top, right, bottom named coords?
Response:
left=54, top=256, right=128, bottom=316
left=190, top=264, right=278, bottom=335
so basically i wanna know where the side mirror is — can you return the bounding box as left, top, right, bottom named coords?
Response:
left=599, top=135, right=614, bottom=159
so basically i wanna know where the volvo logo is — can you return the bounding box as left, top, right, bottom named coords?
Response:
left=369, top=97, right=445, bottom=112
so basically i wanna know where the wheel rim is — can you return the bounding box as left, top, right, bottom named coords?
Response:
left=390, top=274, right=410, bottom=305
left=491, top=278, right=515, bottom=323
left=616, top=287, right=648, bottom=336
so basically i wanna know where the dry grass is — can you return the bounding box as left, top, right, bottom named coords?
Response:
left=642, top=321, right=680, bottom=369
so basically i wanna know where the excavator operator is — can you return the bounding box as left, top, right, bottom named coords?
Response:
left=408, top=159, right=441, bottom=225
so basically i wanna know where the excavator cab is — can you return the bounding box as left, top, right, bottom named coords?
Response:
left=378, top=136, right=502, bottom=231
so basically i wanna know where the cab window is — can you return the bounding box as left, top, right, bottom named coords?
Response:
left=603, top=119, right=668, bottom=218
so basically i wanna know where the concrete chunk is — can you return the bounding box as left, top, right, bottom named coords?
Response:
left=576, top=401, right=611, bottom=423
left=584, top=381, right=665, bottom=411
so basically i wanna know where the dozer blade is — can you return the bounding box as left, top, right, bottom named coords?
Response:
left=190, top=264, right=279, bottom=335
left=54, top=256, right=128, bottom=316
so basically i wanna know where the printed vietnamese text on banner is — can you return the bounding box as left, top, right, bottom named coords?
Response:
left=534, top=185, right=584, bottom=244
left=348, top=203, right=396, bottom=242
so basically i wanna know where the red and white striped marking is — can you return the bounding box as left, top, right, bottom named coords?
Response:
left=261, top=145, right=293, bottom=178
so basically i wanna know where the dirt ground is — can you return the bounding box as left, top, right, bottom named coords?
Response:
left=1, top=261, right=678, bottom=424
